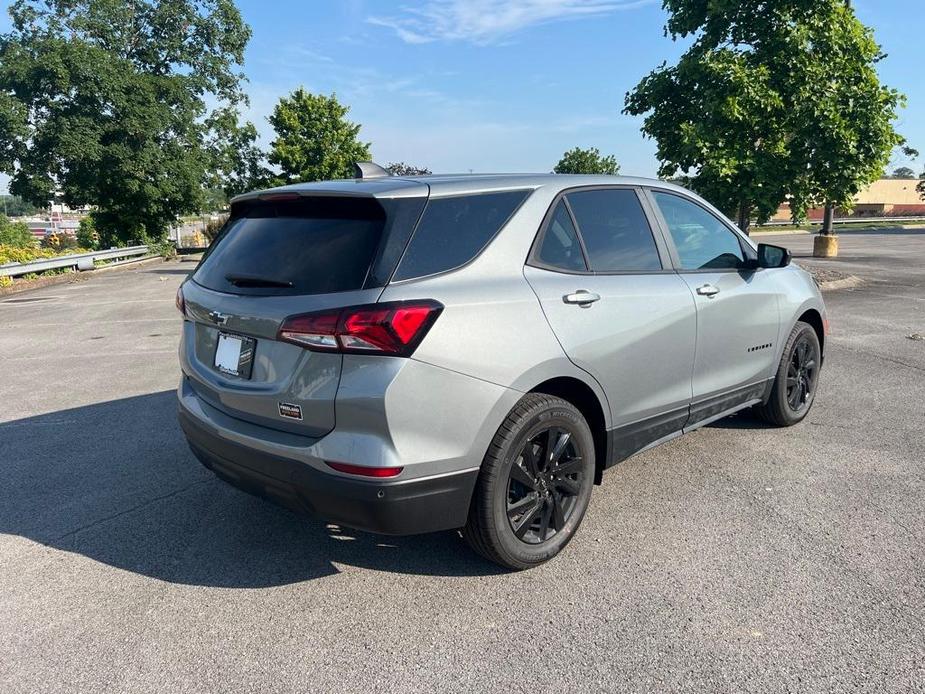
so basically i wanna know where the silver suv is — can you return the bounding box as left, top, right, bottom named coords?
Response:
left=177, top=164, right=826, bottom=570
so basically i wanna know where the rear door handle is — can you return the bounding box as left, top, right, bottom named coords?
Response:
left=563, top=290, right=601, bottom=306
left=696, top=284, right=720, bottom=298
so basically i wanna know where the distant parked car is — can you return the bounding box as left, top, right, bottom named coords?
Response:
left=176, top=164, right=827, bottom=569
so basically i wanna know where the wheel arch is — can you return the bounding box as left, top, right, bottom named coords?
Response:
left=528, top=376, right=609, bottom=485
left=797, top=308, right=825, bottom=357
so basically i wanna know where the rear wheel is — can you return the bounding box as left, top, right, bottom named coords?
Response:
left=463, top=393, right=595, bottom=570
left=756, top=320, right=821, bottom=426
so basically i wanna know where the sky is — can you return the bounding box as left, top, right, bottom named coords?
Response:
left=1, top=0, right=924, bottom=193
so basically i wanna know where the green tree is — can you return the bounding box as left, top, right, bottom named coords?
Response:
left=0, top=214, right=35, bottom=247
left=625, top=0, right=906, bottom=234
left=0, top=0, right=253, bottom=245
left=386, top=162, right=432, bottom=176
left=890, top=166, right=915, bottom=179
left=268, top=89, right=371, bottom=184
left=204, top=106, right=271, bottom=198
left=553, top=147, right=620, bottom=175
left=0, top=194, right=39, bottom=216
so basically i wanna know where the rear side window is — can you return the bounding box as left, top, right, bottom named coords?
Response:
left=535, top=201, right=588, bottom=272
left=565, top=189, right=662, bottom=272
left=392, top=190, right=530, bottom=281
left=194, top=196, right=415, bottom=296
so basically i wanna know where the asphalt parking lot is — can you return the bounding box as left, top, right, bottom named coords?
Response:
left=1, top=229, right=923, bottom=693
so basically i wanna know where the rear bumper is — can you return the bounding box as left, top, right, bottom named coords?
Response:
left=178, top=403, right=478, bottom=536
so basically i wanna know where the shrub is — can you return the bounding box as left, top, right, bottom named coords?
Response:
left=77, top=215, right=101, bottom=250
left=41, top=232, right=81, bottom=252
left=149, top=239, right=178, bottom=260
left=203, top=215, right=229, bottom=243
left=0, top=216, right=37, bottom=248
left=1, top=244, right=58, bottom=265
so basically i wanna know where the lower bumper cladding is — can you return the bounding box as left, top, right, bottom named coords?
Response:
left=178, top=407, right=478, bottom=536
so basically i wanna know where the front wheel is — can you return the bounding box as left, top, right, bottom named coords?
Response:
left=756, top=320, right=822, bottom=426
left=463, top=393, right=595, bottom=570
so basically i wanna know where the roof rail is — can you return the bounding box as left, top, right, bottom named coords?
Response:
left=354, top=161, right=392, bottom=179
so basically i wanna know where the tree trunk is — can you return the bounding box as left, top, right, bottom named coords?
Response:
left=822, top=203, right=835, bottom=236
left=737, top=202, right=751, bottom=235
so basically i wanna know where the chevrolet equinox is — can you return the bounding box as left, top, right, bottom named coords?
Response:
left=177, top=163, right=826, bottom=570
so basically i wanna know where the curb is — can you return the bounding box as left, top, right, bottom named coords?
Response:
left=751, top=229, right=813, bottom=236
left=0, top=254, right=167, bottom=297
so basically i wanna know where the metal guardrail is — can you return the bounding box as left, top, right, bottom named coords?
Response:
left=759, top=216, right=925, bottom=228
left=0, top=245, right=150, bottom=278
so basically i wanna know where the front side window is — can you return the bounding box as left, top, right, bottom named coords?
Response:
left=393, top=190, right=530, bottom=281
left=651, top=192, right=745, bottom=270
left=565, top=189, right=662, bottom=272
left=535, top=201, right=588, bottom=272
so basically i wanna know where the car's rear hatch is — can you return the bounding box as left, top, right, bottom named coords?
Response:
left=180, top=184, right=428, bottom=438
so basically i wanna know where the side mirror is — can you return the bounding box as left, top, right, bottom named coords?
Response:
left=757, top=243, right=791, bottom=268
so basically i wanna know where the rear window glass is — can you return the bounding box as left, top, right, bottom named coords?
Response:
left=392, top=190, right=530, bottom=281
left=566, top=189, right=662, bottom=272
left=193, top=197, right=386, bottom=296
left=535, top=201, right=588, bottom=272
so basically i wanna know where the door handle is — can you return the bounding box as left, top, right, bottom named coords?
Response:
left=563, top=290, right=601, bottom=306
left=696, top=284, right=720, bottom=298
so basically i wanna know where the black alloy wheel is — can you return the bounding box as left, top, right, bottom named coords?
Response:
left=463, top=393, right=595, bottom=570
left=755, top=320, right=822, bottom=427
left=786, top=334, right=819, bottom=413
left=507, top=426, right=585, bottom=544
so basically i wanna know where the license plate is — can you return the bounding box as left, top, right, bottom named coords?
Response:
left=214, top=333, right=256, bottom=379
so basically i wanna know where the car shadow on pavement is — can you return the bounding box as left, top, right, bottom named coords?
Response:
left=706, top=410, right=776, bottom=430
left=0, top=391, right=504, bottom=587
left=144, top=268, right=195, bottom=276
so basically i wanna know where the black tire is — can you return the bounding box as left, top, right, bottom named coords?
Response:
left=756, top=320, right=822, bottom=427
left=463, top=393, right=595, bottom=570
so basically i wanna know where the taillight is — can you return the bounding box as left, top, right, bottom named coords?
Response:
left=325, top=461, right=403, bottom=478
left=278, top=300, right=443, bottom=356
left=176, top=285, right=186, bottom=316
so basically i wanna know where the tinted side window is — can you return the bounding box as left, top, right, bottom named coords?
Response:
left=393, top=190, right=530, bottom=281
left=535, top=201, right=588, bottom=272
left=652, top=192, right=745, bottom=270
left=565, top=189, right=661, bottom=272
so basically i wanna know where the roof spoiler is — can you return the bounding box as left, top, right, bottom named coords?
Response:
left=354, top=161, right=392, bottom=179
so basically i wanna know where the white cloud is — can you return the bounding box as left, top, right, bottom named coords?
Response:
left=368, top=0, right=656, bottom=45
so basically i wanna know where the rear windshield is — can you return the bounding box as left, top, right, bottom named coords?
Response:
left=392, top=190, right=531, bottom=281
left=193, top=196, right=402, bottom=296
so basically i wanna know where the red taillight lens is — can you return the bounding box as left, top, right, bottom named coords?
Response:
left=325, top=461, right=403, bottom=478
left=176, top=285, right=185, bottom=316
left=278, top=300, right=443, bottom=356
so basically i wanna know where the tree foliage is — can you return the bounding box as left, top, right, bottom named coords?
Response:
left=625, top=0, right=906, bottom=230
left=0, top=214, right=34, bottom=247
left=386, top=162, right=432, bottom=176
left=889, top=166, right=915, bottom=179
left=553, top=147, right=620, bottom=175
left=0, top=194, right=39, bottom=216
left=268, top=89, right=371, bottom=184
left=204, top=106, right=270, bottom=198
left=0, top=0, right=253, bottom=244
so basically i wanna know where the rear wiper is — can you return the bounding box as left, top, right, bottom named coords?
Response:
left=225, top=273, right=294, bottom=288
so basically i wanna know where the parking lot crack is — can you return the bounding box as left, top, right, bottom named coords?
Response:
left=49, top=477, right=212, bottom=545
